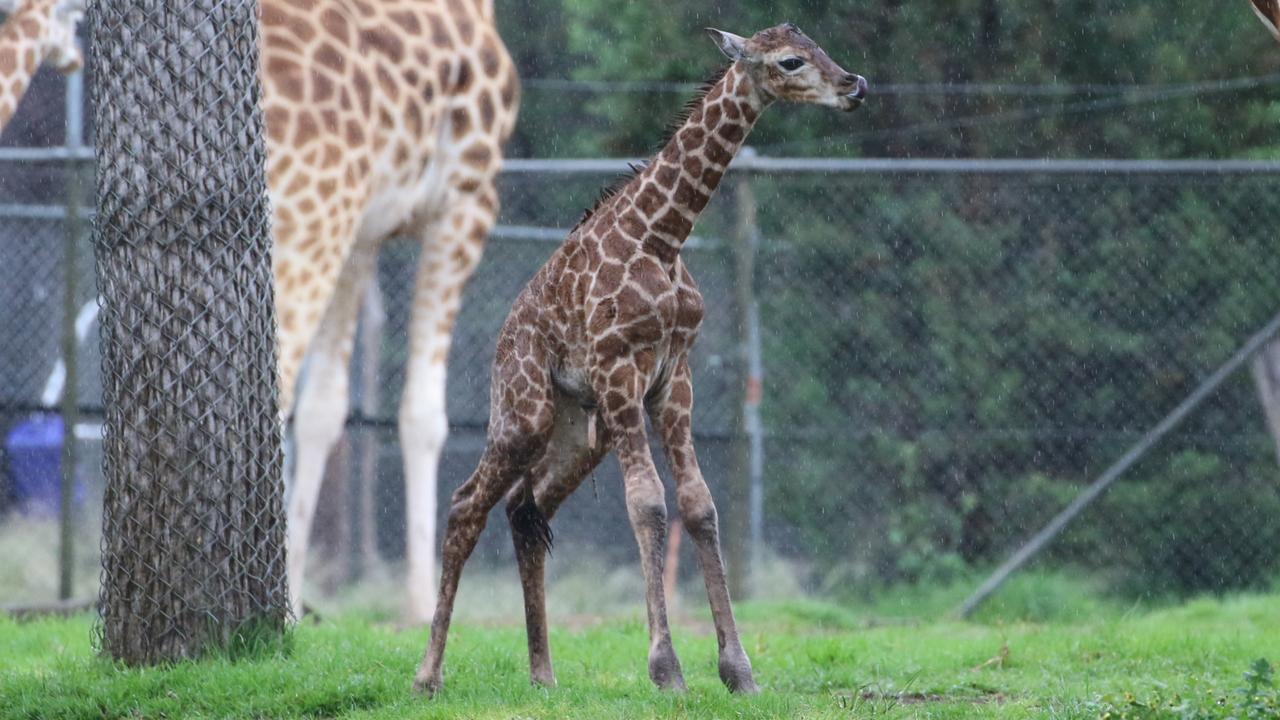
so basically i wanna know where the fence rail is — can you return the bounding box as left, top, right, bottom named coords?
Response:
left=8, top=145, right=1280, bottom=172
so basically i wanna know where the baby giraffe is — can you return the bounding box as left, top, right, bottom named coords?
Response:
left=414, top=23, right=868, bottom=696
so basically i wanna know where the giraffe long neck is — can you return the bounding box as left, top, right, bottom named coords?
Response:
left=629, top=62, right=768, bottom=261
left=0, top=7, right=46, bottom=133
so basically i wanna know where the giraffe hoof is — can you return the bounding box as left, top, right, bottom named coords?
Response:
left=530, top=669, right=557, bottom=688
left=412, top=670, right=442, bottom=697
left=719, top=649, right=759, bottom=694
left=648, top=648, right=687, bottom=692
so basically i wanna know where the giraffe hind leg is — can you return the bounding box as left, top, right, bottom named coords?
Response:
left=412, top=428, right=549, bottom=696
left=505, top=402, right=611, bottom=688
left=414, top=334, right=556, bottom=696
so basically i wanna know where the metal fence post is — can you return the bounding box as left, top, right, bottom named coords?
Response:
left=57, top=68, right=84, bottom=602
left=351, top=278, right=385, bottom=578
left=726, top=153, right=764, bottom=598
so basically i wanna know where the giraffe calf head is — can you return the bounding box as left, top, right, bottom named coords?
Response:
left=706, top=22, right=868, bottom=112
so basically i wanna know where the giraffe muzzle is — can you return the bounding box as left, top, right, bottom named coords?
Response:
left=842, top=75, right=869, bottom=111
left=839, top=74, right=870, bottom=112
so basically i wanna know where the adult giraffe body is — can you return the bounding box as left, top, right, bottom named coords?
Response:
left=260, top=0, right=518, bottom=623
left=414, top=23, right=866, bottom=696
left=0, top=0, right=516, bottom=624
left=0, top=0, right=82, bottom=134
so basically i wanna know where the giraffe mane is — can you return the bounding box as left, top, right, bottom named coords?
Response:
left=572, top=160, right=648, bottom=231
left=571, top=64, right=731, bottom=231
left=656, top=64, right=731, bottom=152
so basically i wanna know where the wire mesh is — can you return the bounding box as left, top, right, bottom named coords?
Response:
left=87, top=0, right=285, bottom=662
left=2, top=154, right=1278, bottom=616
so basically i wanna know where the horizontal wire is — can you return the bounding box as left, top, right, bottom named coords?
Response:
left=759, top=72, right=1280, bottom=150
left=522, top=73, right=1280, bottom=98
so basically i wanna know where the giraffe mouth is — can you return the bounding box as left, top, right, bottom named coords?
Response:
left=841, top=75, right=869, bottom=112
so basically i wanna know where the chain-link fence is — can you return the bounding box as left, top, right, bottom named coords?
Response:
left=3, top=149, right=1279, bottom=617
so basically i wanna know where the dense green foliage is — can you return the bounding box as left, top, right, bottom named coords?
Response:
left=2, top=592, right=1278, bottom=718
left=499, top=1, right=1280, bottom=159
left=750, top=173, right=1280, bottom=595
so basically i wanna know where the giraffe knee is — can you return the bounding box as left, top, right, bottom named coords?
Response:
left=681, top=501, right=718, bottom=543
left=443, top=488, right=489, bottom=539
left=677, top=485, right=718, bottom=539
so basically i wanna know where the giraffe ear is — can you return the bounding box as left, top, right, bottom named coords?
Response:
left=705, top=28, right=747, bottom=61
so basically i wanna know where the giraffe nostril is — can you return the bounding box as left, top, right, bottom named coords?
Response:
left=843, top=73, right=859, bottom=87
left=850, top=75, right=868, bottom=100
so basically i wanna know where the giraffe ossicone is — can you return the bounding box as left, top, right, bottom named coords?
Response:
left=413, top=22, right=867, bottom=697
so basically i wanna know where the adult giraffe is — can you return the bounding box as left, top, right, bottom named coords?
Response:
left=0, top=0, right=516, bottom=623
left=260, top=0, right=519, bottom=623
left=0, top=0, right=82, bottom=134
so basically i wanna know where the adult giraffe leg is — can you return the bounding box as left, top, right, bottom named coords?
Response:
left=503, top=403, right=611, bottom=687
left=283, top=242, right=377, bottom=617
left=400, top=183, right=498, bottom=624
left=652, top=357, right=758, bottom=693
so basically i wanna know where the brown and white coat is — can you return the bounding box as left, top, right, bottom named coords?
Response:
left=413, top=22, right=867, bottom=696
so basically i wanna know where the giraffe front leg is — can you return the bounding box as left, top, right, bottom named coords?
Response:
left=594, top=353, right=685, bottom=691
left=653, top=357, right=758, bottom=693
left=400, top=185, right=496, bottom=624
left=615, top=427, right=685, bottom=691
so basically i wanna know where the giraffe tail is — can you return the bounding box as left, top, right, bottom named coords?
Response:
left=510, top=489, right=554, bottom=555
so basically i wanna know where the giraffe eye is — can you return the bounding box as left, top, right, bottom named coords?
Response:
left=778, top=57, right=805, bottom=72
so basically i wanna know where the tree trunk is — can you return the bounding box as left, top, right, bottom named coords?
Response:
left=93, top=0, right=286, bottom=664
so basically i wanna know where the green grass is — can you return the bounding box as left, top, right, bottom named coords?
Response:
left=2, top=590, right=1277, bottom=719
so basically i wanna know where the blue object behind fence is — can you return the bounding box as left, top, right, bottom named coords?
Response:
left=4, top=414, right=82, bottom=517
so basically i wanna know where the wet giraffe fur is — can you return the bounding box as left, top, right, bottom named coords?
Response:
left=413, top=22, right=867, bottom=696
